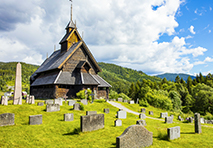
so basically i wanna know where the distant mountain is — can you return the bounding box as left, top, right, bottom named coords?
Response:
left=156, top=73, right=196, bottom=82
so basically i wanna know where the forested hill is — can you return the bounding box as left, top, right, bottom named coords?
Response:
left=98, top=62, right=162, bottom=94
left=156, top=73, right=196, bottom=81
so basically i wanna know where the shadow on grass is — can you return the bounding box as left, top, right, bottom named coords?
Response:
left=58, top=119, right=64, bottom=121
left=181, top=132, right=195, bottom=134
left=109, top=142, right=116, bottom=148
left=154, top=131, right=169, bottom=141
left=63, top=127, right=81, bottom=136
left=43, top=109, right=46, bottom=111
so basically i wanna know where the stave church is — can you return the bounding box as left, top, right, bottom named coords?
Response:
left=30, top=3, right=111, bottom=99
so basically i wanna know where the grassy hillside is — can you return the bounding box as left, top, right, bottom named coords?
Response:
left=156, top=73, right=196, bottom=82
left=0, top=100, right=213, bottom=147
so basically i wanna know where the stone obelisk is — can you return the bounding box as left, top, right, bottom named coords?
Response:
left=13, top=62, right=22, bottom=105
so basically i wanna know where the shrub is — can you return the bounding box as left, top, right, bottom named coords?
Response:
left=109, top=90, right=119, bottom=100
left=94, top=98, right=106, bottom=103
left=79, top=102, right=85, bottom=111
left=76, top=90, right=86, bottom=99
left=139, top=99, right=149, bottom=107
left=118, top=93, right=131, bottom=101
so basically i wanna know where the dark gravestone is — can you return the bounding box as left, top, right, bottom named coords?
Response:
left=141, top=108, right=146, bottom=113
left=115, top=119, right=122, bottom=126
left=167, top=126, right=180, bottom=140
left=104, top=108, right=109, bottom=114
left=0, top=113, right=15, bottom=126
left=29, top=115, right=42, bottom=125
left=160, top=112, right=168, bottom=118
left=73, top=103, right=81, bottom=110
left=46, top=104, right=60, bottom=112
left=195, top=113, right=202, bottom=134
left=81, top=114, right=104, bottom=132
left=136, top=120, right=147, bottom=126
left=68, top=100, right=76, bottom=106
left=165, top=117, right=173, bottom=124
left=149, top=111, right=153, bottom=115
left=37, top=102, right=44, bottom=106
left=64, top=113, right=74, bottom=121
left=81, top=99, right=88, bottom=105
left=116, top=125, right=153, bottom=148
left=117, top=111, right=127, bottom=119
left=139, top=113, right=146, bottom=119
left=45, top=100, right=54, bottom=105
left=86, top=111, right=97, bottom=115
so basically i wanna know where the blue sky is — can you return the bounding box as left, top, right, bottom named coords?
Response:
left=0, top=0, right=212, bottom=76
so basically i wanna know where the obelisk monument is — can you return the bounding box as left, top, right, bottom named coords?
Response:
left=13, top=62, right=22, bottom=105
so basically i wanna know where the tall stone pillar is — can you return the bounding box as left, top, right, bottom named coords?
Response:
left=195, top=113, right=202, bottom=134
left=13, top=63, right=22, bottom=105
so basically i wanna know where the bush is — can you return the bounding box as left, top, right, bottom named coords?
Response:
left=109, top=90, right=119, bottom=100
left=118, top=93, right=131, bottom=101
left=79, top=102, right=85, bottom=111
left=76, top=90, right=86, bottom=99
left=94, top=98, right=106, bottom=103
left=139, top=99, right=149, bottom=107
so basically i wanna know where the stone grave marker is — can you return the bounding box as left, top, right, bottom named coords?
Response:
left=0, top=113, right=15, bottom=126
left=54, top=98, right=63, bottom=106
left=68, top=100, right=76, bottom=106
left=13, top=62, right=22, bottom=105
left=29, top=115, right=42, bottom=125
left=1, top=96, right=8, bottom=105
left=200, top=117, right=204, bottom=124
left=139, top=113, right=146, bottom=119
left=45, top=100, right=54, bottom=105
left=167, top=126, right=180, bottom=140
left=81, top=114, right=104, bottom=132
left=46, top=104, right=60, bottom=112
left=37, top=102, right=44, bottom=106
left=73, top=103, right=81, bottom=110
left=160, top=112, right=168, bottom=118
left=26, top=95, right=30, bottom=103
left=81, top=99, right=88, bottom=105
left=104, top=108, right=109, bottom=114
left=117, top=111, right=127, bottom=119
left=136, top=120, right=147, bottom=126
left=115, top=119, right=122, bottom=126
left=149, top=111, right=153, bottom=115
left=141, top=108, right=146, bottom=113
left=116, top=125, right=153, bottom=148
left=29, top=95, right=35, bottom=104
left=188, top=117, right=193, bottom=123
left=86, top=111, right=97, bottom=115
left=123, top=100, right=128, bottom=103
left=165, top=116, right=173, bottom=124
left=117, top=98, right=123, bottom=102
left=195, top=113, right=202, bottom=134
left=136, top=98, right=139, bottom=104
left=129, top=100, right=134, bottom=104
left=64, top=113, right=74, bottom=121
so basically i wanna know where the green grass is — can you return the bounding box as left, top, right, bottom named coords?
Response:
left=1, top=100, right=213, bottom=147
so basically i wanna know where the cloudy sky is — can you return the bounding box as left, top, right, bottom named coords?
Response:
left=0, top=0, right=213, bottom=75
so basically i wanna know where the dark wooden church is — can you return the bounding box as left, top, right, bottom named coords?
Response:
left=30, top=4, right=111, bottom=99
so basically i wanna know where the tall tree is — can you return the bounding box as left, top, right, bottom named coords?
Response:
left=175, top=75, right=180, bottom=83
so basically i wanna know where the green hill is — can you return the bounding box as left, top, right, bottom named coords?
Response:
left=156, top=73, right=196, bottom=82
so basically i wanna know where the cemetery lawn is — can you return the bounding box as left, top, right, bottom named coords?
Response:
left=0, top=100, right=213, bottom=147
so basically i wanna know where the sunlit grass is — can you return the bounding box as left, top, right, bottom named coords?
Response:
left=0, top=100, right=213, bottom=147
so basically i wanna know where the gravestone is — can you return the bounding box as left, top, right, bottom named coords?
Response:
left=117, top=111, right=127, bottom=119
left=119, top=109, right=124, bottom=111
left=200, top=117, right=204, bottom=124
left=64, top=113, right=74, bottom=121
left=54, top=98, right=63, bottom=106
left=104, top=108, right=109, bottom=114
left=139, top=113, right=146, bottom=119
left=73, top=103, right=81, bottom=110
left=45, top=100, right=54, bottom=105
left=188, top=117, right=193, bottom=123
left=1, top=96, right=8, bottom=105
left=129, top=100, right=134, bottom=104
left=170, top=115, right=174, bottom=118
left=178, top=116, right=182, bottom=121
left=0, top=113, right=15, bottom=126
left=167, top=126, right=180, bottom=140
left=115, top=119, right=122, bottom=126
left=195, top=113, right=202, bottom=134
left=149, top=111, right=153, bottom=115
left=29, top=115, right=42, bottom=125
left=116, top=125, right=153, bottom=148
left=68, top=100, right=76, bottom=106
left=86, top=111, right=97, bottom=115
left=123, top=100, right=128, bottom=103
left=81, top=114, right=104, bottom=132
left=29, top=95, right=35, bottom=104
left=141, top=108, right=146, bottom=113
left=117, top=98, right=123, bottom=102
left=112, top=99, right=116, bottom=101
left=37, top=102, right=44, bottom=106
left=13, top=62, right=22, bottom=105
left=136, top=98, right=139, bottom=104
left=136, top=120, right=147, bottom=126
left=165, top=116, right=173, bottom=124
left=46, top=104, right=60, bottom=112
left=81, top=99, right=88, bottom=105
left=26, top=95, right=30, bottom=103
left=160, top=112, right=168, bottom=118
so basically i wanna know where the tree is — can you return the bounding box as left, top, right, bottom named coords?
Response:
left=169, top=91, right=182, bottom=111
left=186, top=76, right=193, bottom=94
left=175, top=76, right=180, bottom=83
left=128, top=82, right=135, bottom=99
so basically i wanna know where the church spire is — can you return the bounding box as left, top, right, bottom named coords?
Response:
left=66, top=0, right=76, bottom=32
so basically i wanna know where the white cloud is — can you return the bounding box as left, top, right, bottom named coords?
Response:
left=189, top=25, right=196, bottom=34
left=194, top=57, right=213, bottom=65
left=209, top=30, right=212, bottom=33
left=210, top=7, right=212, bottom=11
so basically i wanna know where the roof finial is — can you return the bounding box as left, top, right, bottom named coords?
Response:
left=54, top=45, right=56, bottom=52
left=70, top=0, right=73, bottom=22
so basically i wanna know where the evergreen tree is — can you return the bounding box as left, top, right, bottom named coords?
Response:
left=175, top=75, right=180, bottom=83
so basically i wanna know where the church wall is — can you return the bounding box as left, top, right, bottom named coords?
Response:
left=30, top=85, right=56, bottom=99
